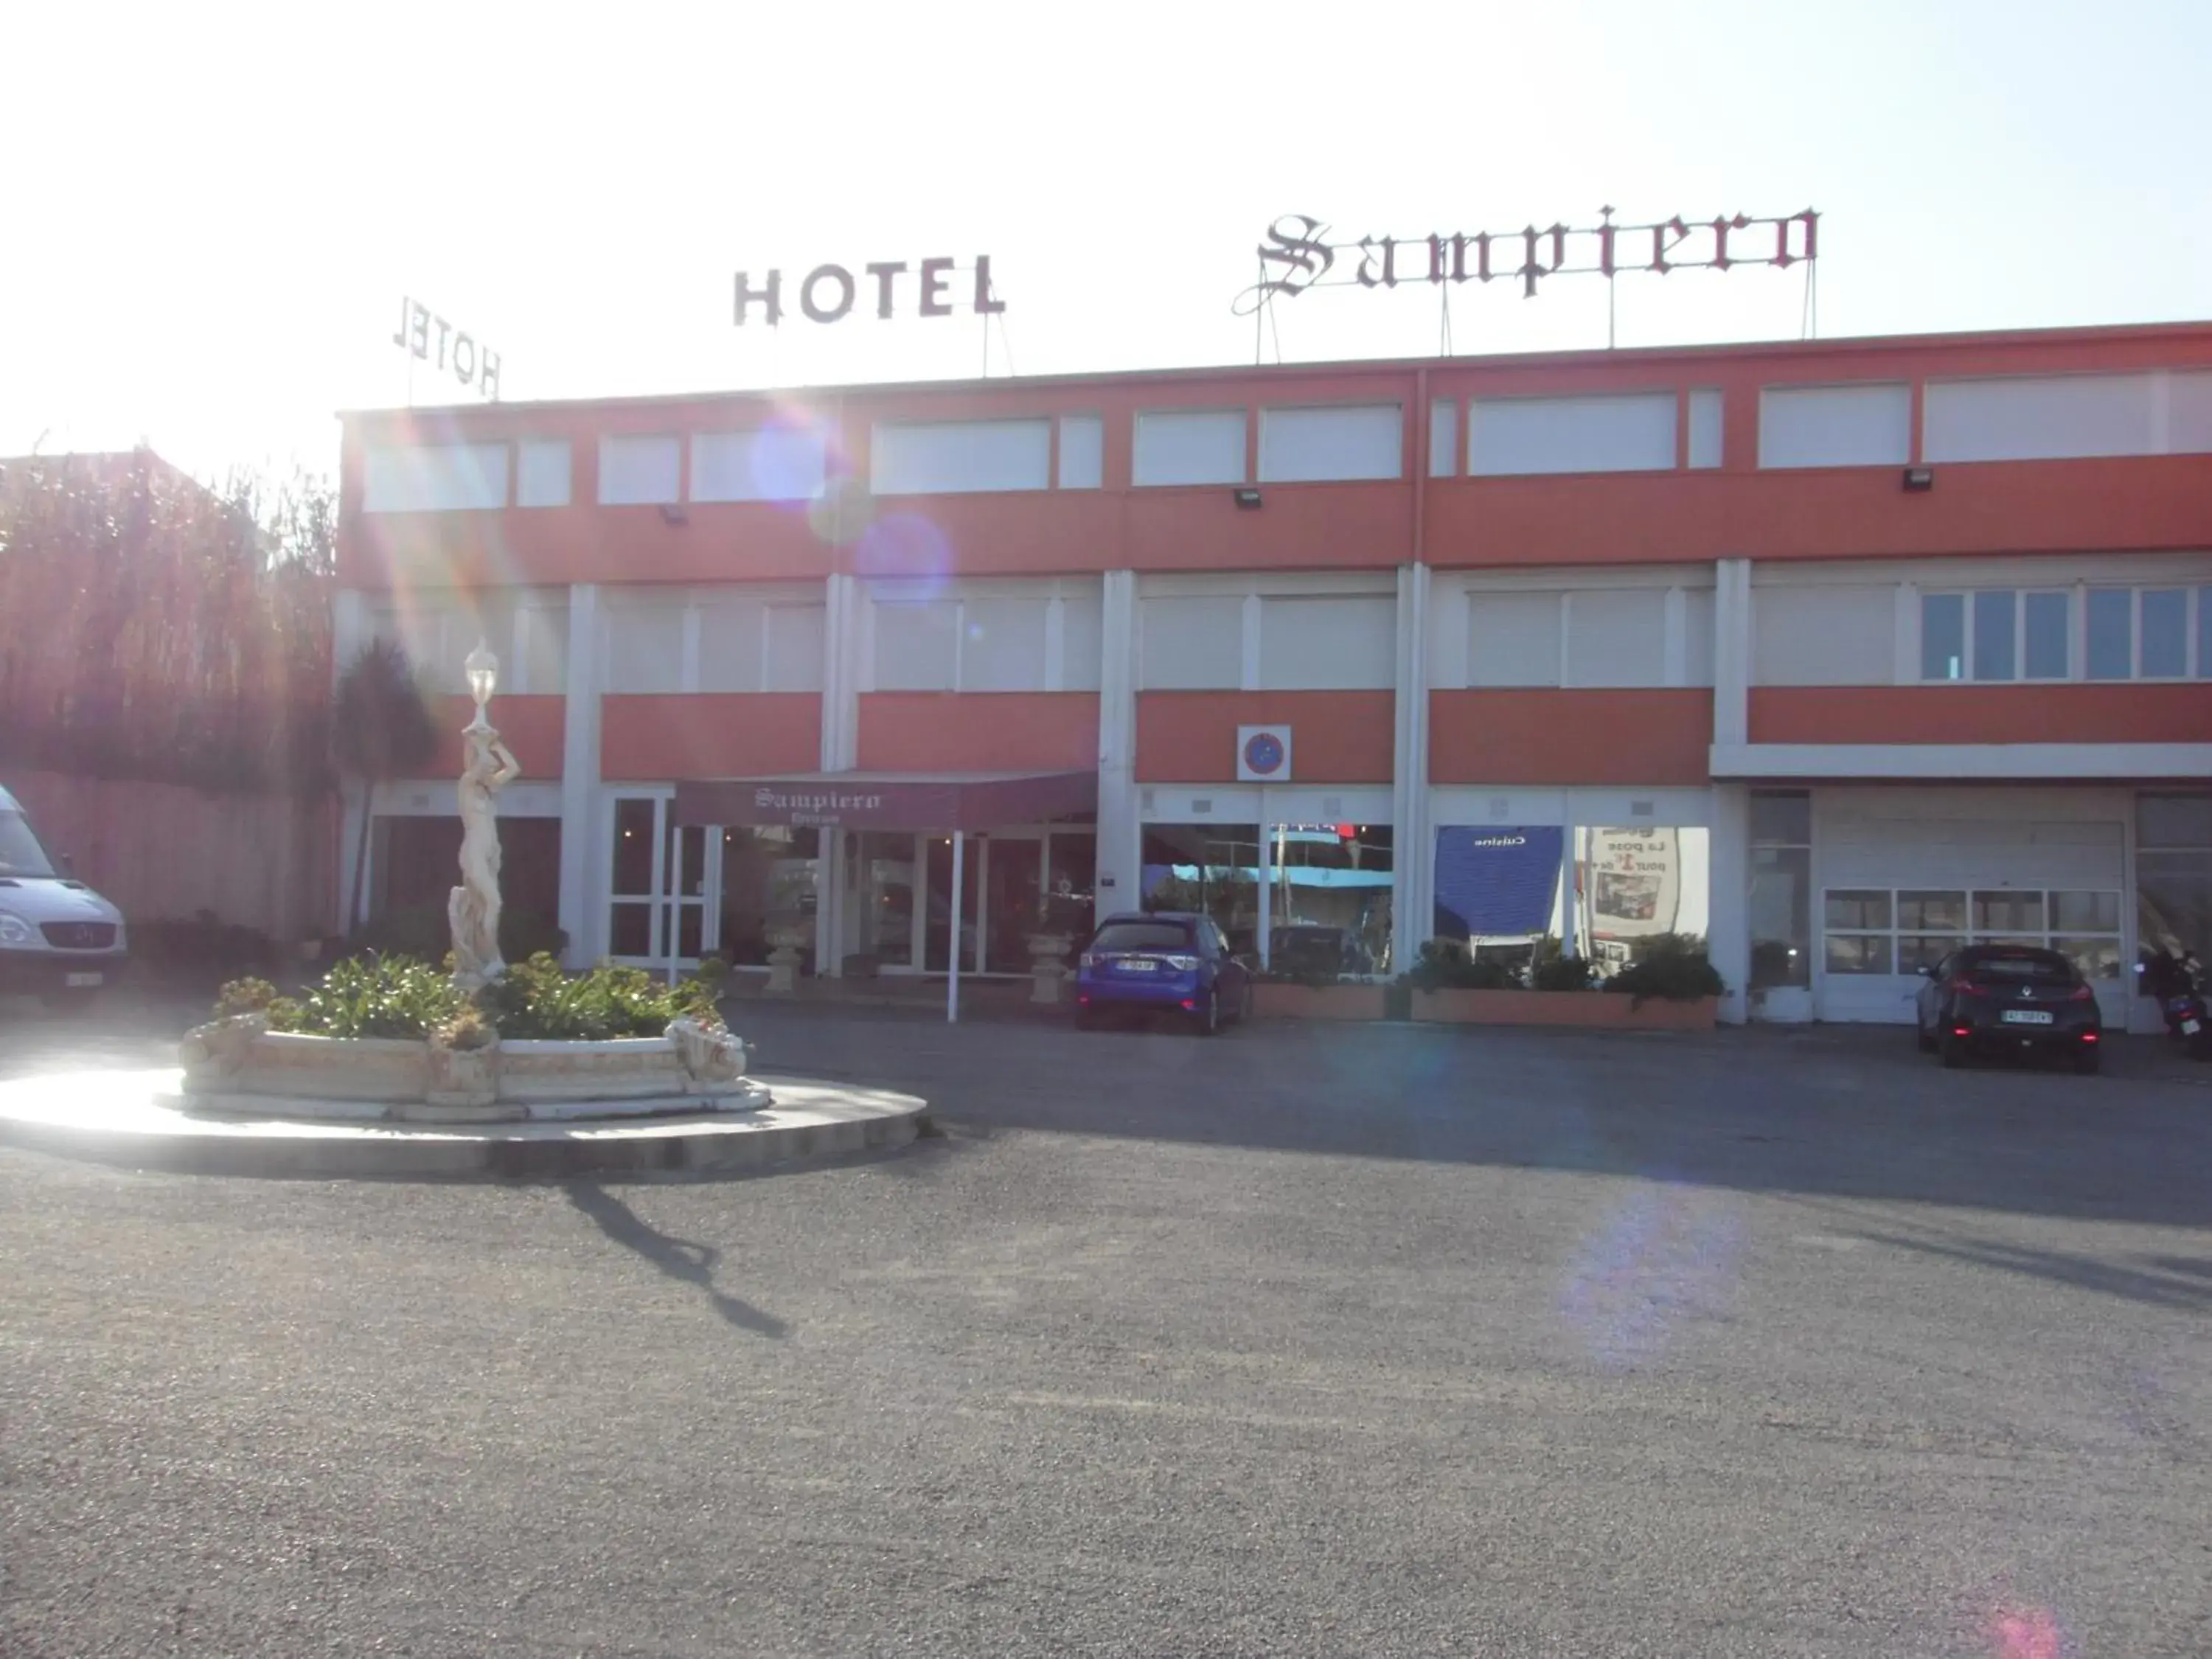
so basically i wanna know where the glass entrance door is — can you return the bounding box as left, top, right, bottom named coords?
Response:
left=922, top=835, right=978, bottom=972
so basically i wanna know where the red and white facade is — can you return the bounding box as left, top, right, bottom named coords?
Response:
left=336, top=321, right=2212, bottom=1027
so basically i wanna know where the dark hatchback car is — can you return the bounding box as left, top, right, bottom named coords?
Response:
left=1270, top=925, right=1374, bottom=978
left=1914, top=944, right=2102, bottom=1071
left=1074, top=911, right=1251, bottom=1034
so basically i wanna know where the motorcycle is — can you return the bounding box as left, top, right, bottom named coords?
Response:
left=2140, top=950, right=2212, bottom=1059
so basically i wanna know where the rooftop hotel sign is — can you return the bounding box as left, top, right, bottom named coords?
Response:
left=1234, top=207, right=1818, bottom=314
left=734, top=256, right=1006, bottom=326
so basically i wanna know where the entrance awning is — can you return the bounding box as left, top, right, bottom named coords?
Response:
left=671, top=770, right=1097, bottom=833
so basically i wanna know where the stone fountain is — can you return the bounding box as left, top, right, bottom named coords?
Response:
left=173, top=641, right=770, bottom=1124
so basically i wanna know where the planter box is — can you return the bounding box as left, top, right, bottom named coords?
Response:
left=1411, top=990, right=1718, bottom=1031
left=1250, top=982, right=1385, bottom=1022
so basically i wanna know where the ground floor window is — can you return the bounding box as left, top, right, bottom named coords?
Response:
left=2138, top=793, right=2212, bottom=990
left=1144, top=822, right=1393, bottom=972
left=375, top=814, right=561, bottom=948
left=1822, top=887, right=2123, bottom=981
left=1434, top=823, right=1707, bottom=978
left=1750, top=792, right=1812, bottom=990
left=718, top=827, right=818, bottom=965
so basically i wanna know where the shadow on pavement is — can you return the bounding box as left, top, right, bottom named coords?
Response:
left=563, top=1180, right=790, bottom=1336
left=1847, top=1225, right=2212, bottom=1313
left=731, top=1006, right=2212, bottom=1231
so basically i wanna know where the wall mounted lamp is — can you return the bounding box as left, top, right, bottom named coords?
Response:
left=1902, top=467, right=1934, bottom=493
left=1233, top=487, right=1263, bottom=509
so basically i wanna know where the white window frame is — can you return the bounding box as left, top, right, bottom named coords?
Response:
left=1918, top=588, right=2074, bottom=683
left=1821, top=884, right=2124, bottom=982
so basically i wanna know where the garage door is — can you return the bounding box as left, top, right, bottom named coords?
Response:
left=1817, top=815, right=2127, bottom=1026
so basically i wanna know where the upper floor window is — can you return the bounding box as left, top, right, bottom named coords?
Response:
left=1921, top=585, right=2211, bottom=682
left=1919, top=590, right=2070, bottom=681
left=1133, top=409, right=1246, bottom=487
left=871, top=420, right=1049, bottom=495
left=1467, top=392, right=1676, bottom=476
left=1758, top=383, right=1910, bottom=469
left=362, top=442, right=509, bottom=512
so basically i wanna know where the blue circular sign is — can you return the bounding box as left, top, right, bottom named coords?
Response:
left=1242, top=731, right=1287, bottom=776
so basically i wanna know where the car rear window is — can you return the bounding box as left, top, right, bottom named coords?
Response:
left=1091, top=922, right=1194, bottom=953
left=1964, top=951, right=2073, bottom=982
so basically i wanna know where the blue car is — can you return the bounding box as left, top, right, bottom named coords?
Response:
left=1074, top=911, right=1252, bottom=1034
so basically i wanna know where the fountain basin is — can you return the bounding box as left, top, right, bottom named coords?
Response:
left=174, top=1018, right=768, bottom=1123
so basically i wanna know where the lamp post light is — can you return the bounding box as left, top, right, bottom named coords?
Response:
left=465, top=638, right=498, bottom=729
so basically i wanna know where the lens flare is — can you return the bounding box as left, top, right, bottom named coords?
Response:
left=1989, top=1604, right=2066, bottom=1659
left=1560, top=1181, right=1742, bottom=1368
left=853, top=510, right=953, bottom=585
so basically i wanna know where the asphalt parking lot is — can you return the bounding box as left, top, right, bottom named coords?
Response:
left=2, top=994, right=2208, bottom=1657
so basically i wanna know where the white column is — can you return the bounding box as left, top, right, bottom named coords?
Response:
left=1255, top=802, right=1273, bottom=968
left=557, top=583, right=602, bottom=970
left=1708, top=782, right=1751, bottom=1024
left=1713, top=557, right=1752, bottom=749
left=815, top=573, right=863, bottom=976
left=821, top=572, right=861, bottom=772
left=1095, top=569, right=1139, bottom=923
left=1558, top=814, right=1579, bottom=961
left=947, top=831, right=964, bottom=1023
left=1389, top=563, right=1432, bottom=970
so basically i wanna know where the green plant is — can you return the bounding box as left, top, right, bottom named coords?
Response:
left=1531, top=953, right=1597, bottom=992
left=1607, top=936, right=1725, bottom=1004
left=268, top=955, right=465, bottom=1039
left=473, top=954, right=725, bottom=1041
left=1399, top=939, right=1517, bottom=992
left=433, top=1007, right=498, bottom=1050
left=214, top=976, right=279, bottom=1018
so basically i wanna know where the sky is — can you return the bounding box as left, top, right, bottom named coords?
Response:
left=2, top=0, right=2205, bottom=484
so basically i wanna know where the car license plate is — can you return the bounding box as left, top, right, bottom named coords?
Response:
left=2000, top=1009, right=2053, bottom=1026
left=2185, top=1018, right=2203, bottom=1035
left=1116, top=959, right=1158, bottom=973
left=63, top=972, right=103, bottom=988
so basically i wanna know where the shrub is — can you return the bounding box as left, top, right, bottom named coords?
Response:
left=1531, top=953, right=1598, bottom=993
left=473, top=954, right=723, bottom=1041
left=1607, top=936, right=1725, bottom=1004
left=1399, top=939, right=1517, bottom=992
left=213, top=952, right=727, bottom=1043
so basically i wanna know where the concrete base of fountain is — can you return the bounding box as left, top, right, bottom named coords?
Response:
left=172, top=1013, right=769, bottom=1124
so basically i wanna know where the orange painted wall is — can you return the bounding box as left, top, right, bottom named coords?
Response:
left=856, top=693, right=1099, bottom=772
left=1425, top=456, right=2212, bottom=569
left=1429, top=689, right=1713, bottom=785
left=424, top=695, right=566, bottom=779
left=1135, top=692, right=1396, bottom=783
left=338, top=324, right=2212, bottom=588
left=1750, top=684, right=2212, bottom=746
left=599, top=694, right=822, bottom=780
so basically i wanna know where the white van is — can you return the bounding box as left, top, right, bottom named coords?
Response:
left=0, top=785, right=128, bottom=1005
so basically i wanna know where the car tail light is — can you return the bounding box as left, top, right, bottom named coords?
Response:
left=1952, top=978, right=1982, bottom=995
left=1952, top=1024, right=1972, bottom=1038
left=2068, top=984, right=2094, bottom=1002
left=1164, top=953, right=1199, bottom=970
left=1077, top=993, right=1091, bottom=1006
left=2081, top=1030, right=2098, bottom=1043
left=1179, top=998, right=1196, bottom=1011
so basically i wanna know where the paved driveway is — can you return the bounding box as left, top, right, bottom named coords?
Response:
left=2, top=998, right=2209, bottom=1656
